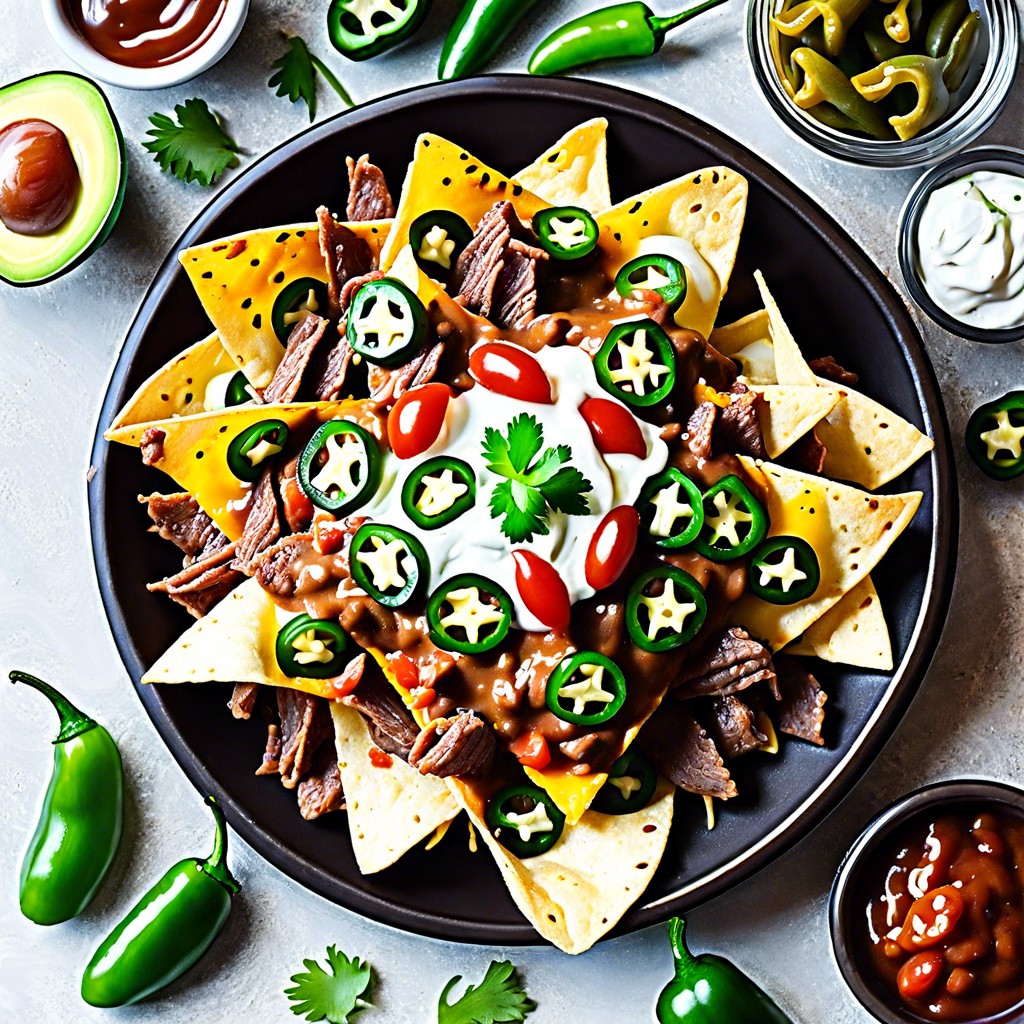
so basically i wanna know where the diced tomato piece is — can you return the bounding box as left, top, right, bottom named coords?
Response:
left=330, top=653, right=365, bottom=697
left=411, top=687, right=436, bottom=710
left=368, top=747, right=393, bottom=769
left=390, top=652, right=420, bottom=692
left=281, top=474, right=314, bottom=531
left=510, top=730, right=551, bottom=770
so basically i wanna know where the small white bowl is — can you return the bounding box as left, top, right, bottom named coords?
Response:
left=41, top=0, right=250, bottom=91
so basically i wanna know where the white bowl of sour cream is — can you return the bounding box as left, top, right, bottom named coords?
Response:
left=899, top=146, right=1024, bottom=343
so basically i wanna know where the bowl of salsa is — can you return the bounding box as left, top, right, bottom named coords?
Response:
left=831, top=779, right=1024, bottom=1023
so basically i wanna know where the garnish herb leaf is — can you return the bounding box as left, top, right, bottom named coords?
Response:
left=437, top=960, right=536, bottom=1024
left=482, top=415, right=592, bottom=542
left=269, top=34, right=354, bottom=121
left=284, top=945, right=373, bottom=1024
left=142, top=98, right=240, bottom=187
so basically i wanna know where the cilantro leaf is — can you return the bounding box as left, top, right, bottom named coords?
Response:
left=142, top=98, right=240, bottom=187
left=542, top=466, right=592, bottom=517
left=437, top=960, right=536, bottom=1024
left=490, top=480, right=548, bottom=543
left=269, top=34, right=354, bottom=122
left=482, top=414, right=544, bottom=479
left=284, top=946, right=373, bottom=1024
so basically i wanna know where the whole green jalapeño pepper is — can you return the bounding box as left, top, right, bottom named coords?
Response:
left=656, top=916, right=792, bottom=1023
left=82, top=796, right=240, bottom=1008
left=328, top=0, right=432, bottom=61
left=965, top=391, right=1024, bottom=480
left=529, top=0, right=730, bottom=77
left=13, top=671, right=123, bottom=925
left=439, top=0, right=544, bottom=80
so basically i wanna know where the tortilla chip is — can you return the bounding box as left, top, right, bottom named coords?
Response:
left=515, top=118, right=611, bottom=213
left=109, top=333, right=238, bottom=431
left=380, top=134, right=547, bottom=272
left=105, top=400, right=370, bottom=540
left=448, top=776, right=675, bottom=954
left=330, top=703, right=458, bottom=874
left=180, top=221, right=388, bottom=389
left=752, top=385, right=842, bottom=458
left=785, top=575, right=893, bottom=670
left=597, top=167, right=748, bottom=339
left=733, top=459, right=922, bottom=649
left=754, top=271, right=816, bottom=386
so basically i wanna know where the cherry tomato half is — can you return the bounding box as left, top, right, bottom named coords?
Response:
left=585, top=507, right=640, bottom=590
left=510, top=730, right=551, bottom=770
left=897, top=951, right=945, bottom=1001
left=579, top=397, right=647, bottom=459
left=511, top=549, right=571, bottom=630
left=388, top=383, right=451, bottom=459
left=897, top=885, right=966, bottom=953
left=469, top=342, right=553, bottom=404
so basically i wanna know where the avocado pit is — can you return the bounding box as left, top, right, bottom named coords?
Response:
left=0, top=119, right=80, bottom=235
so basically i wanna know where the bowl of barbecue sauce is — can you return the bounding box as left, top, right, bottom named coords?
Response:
left=42, top=0, right=249, bottom=90
left=832, top=780, right=1024, bottom=1024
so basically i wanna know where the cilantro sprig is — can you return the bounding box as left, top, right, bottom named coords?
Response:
left=285, top=945, right=373, bottom=1024
left=438, top=960, right=536, bottom=1024
left=269, top=34, right=354, bottom=121
left=482, top=414, right=592, bottom=543
left=143, top=98, right=240, bottom=187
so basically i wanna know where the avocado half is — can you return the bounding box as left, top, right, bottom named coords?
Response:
left=0, top=72, right=126, bottom=287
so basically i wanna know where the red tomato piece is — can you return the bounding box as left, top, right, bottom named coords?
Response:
left=585, top=507, right=640, bottom=590
left=468, top=342, right=553, bottom=404
left=897, top=951, right=945, bottom=1001
left=579, top=397, right=647, bottom=459
left=313, top=515, right=345, bottom=555
left=330, top=653, right=366, bottom=697
left=511, top=549, right=571, bottom=630
left=280, top=474, right=315, bottom=531
left=410, top=687, right=436, bottom=710
left=510, top=730, right=551, bottom=771
left=389, top=652, right=420, bottom=692
left=388, top=383, right=451, bottom=459
left=368, top=748, right=393, bottom=769
left=897, top=885, right=966, bottom=952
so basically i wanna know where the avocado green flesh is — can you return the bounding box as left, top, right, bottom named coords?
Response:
left=0, top=72, right=126, bottom=286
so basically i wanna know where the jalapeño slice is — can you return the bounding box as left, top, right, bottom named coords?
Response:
left=328, top=0, right=430, bottom=61
left=639, top=467, right=704, bottom=549
left=692, top=475, right=769, bottom=562
left=615, top=254, right=687, bottom=312
left=965, top=391, right=1024, bottom=481
left=592, top=749, right=658, bottom=815
left=626, top=565, right=707, bottom=653
left=298, top=420, right=381, bottom=515
left=749, top=535, right=820, bottom=605
left=226, top=419, right=289, bottom=482
left=346, top=277, right=427, bottom=367
left=401, top=456, right=476, bottom=530
left=349, top=523, right=429, bottom=608
left=426, top=574, right=512, bottom=655
left=545, top=651, right=627, bottom=727
left=485, top=784, right=566, bottom=859
left=408, top=210, right=473, bottom=275
left=225, top=371, right=251, bottom=407
left=276, top=614, right=349, bottom=679
left=271, top=277, right=328, bottom=343
left=533, top=205, right=599, bottom=261
left=595, top=319, right=677, bottom=408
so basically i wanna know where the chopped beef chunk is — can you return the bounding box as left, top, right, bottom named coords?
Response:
left=147, top=540, right=243, bottom=618
left=234, top=468, right=281, bottom=574
left=140, top=427, right=166, bottom=466
left=339, top=268, right=386, bottom=316
left=790, top=426, right=827, bottom=475
left=493, top=247, right=541, bottom=329
left=263, top=314, right=329, bottom=403
left=256, top=723, right=282, bottom=775
left=228, top=682, right=259, bottom=720
left=685, top=401, right=716, bottom=461
left=703, top=695, right=767, bottom=759
left=342, top=668, right=418, bottom=760
left=140, top=493, right=218, bottom=559
left=673, top=627, right=778, bottom=700
left=277, top=689, right=332, bottom=789
left=252, top=532, right=314, bottom=599
left=297, top=747, right=345, bottom=820
left=809, top=355, right=858, bottom=387
left=775, top=657, right=827, bottom=746
left=317, top=205, right=374, bottom=315
left=346, top=154, right=395, bottom=222
left=409, top=712, right=496, bottom=778
left=367, top=340, right=445, bottom=403
left=717, top=383, right=767, bottom=459
left=307, top=335, right=356, bottom=401
left=559, top=731, right=615, bottom=773
left=640, top=703, right=737, bottom=799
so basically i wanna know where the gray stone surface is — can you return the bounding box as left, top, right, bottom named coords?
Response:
left=1, top=2, right=1022, bottom=1021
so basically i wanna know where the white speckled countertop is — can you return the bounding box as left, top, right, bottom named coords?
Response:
left=1, top=2, right=1022, bottom=1021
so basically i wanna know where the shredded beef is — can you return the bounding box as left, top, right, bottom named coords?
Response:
left=252, top=532, right=314, bottom=599
left=367, top=340, right=446, bottom=403
left=775, top=657, right=827, bottom=746
left=140, top=493, right=219, bottom=560
left=307, top=335, right=356, bottom=401
left=809, top=355, right=859, bottom=387
left=346, top=154, right=395, bottom=222
left=234, top=468, right=281, bottom=574
left=256, top=723, right=282, bottom=775
left=685, top=401, right=716, bottom=461
left=673, top=627, right=778, bottom=700
left=640, top=703, right=737, bottom=799
left=147, top=540, right=243, bottom=618
left=717, top=383, right=767, bottom=459
left=317, top=205, right=374, bottom=315
left=791, top=427, right=827, bottom=475
left=342, top=668, right=419, bottom=760
left=703, top=695, right=767, bottom=759
left=277, top=690, right=332, bottom=789
left=263, top=315, right=329, bottom=403
left=409, top=712, right=496, bottom=777
left=297, top=747, right=345, bottom=820
left=140, top=427, right=166, bottom=466
left=559, top=731, right=615, bottom=773
left=228, top=682, right=259, bottom=720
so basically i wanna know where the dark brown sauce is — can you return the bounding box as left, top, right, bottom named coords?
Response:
left=858, top=808, right=1024, bottom=1021
left=0, top=120, right=79, bottom=235
left=62, top=0, right=229, bottom=68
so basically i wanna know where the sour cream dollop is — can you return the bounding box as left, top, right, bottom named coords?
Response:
left=917, top=170, right=1024, bottom=331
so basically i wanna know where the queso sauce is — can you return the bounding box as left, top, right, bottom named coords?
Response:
left=860, top=808, right=1024, bottom=1021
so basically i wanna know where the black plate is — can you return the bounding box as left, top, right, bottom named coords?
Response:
left=88, top=76, right=957, bottom=945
